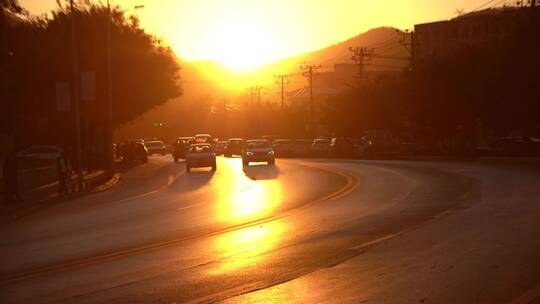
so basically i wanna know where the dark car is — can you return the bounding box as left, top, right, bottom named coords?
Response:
left=122, top=141, right=148, bottom=163
left=215, top=141, right=227, bottom=156
left=173, top=137, right=193, bottom=162
left=311, top=138, right=331, bottom=157
left=225, top=138, right=244, bottom=157
left=186, top=143, right=216, bottom=172
left=490, top=136, right=540, bottom=156
left=329, top=137, right=357, bottom=158
left=358, top=130, right=400, bottom=158
left=272, top=139, right=294, bottom=157
left=291, top=139, right=313, bottom=157
left=242, top=139, right=275, bottom=166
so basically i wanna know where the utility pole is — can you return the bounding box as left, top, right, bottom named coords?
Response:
left=274, top=74, right=290, bottom=109
left=248, top=85, right=264, bottom=136
left=70, top=0, right=83, bottom=189
left=222, top=99, right=228, bottom=138
left=397, top=29, right=415, bottom=71
left=249, top=86, right=264, bottom=107
left=106, top=0, right=114, bottom=178
left=300, top=64, right=320, bottom=137
left=349, top=47, right=374, bottom=86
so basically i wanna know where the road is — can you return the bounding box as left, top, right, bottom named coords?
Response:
left=1, top=156, right=539, bottom=304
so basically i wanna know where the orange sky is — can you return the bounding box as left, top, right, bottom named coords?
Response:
left=20, top=0, right=495, bottom=69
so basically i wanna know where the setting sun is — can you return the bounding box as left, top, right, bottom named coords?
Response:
left=207, top=21, right=278, bottom=69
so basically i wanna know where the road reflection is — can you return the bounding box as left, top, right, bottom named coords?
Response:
left=210, top=158, right=287, bottom=274
left=215, top=160, right=283, bottom=223
left=210, top=221, right=287, bottom=274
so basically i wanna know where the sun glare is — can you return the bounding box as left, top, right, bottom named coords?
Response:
left=208, top=22, right=277, bottom=69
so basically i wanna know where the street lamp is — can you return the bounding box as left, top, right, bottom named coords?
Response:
left=106, top=1, right=144, bottom=177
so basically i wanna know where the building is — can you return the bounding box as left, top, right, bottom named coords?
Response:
left=414, top=6, right=540, bottom=65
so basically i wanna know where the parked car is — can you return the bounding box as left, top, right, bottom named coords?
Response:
left=173, top=137, right=193, bottom=162
left=262, top=135, right=281, bottom=144
left=311, top=138, right=331, bottom=157
left=186, top=143, right=216, bottom=172
left=122, top=141, right=148, bottom=163
left=291, top=139, right=313, bottom=157
left=225, top=138, right=244, bottom=156
left=329, top=137, right=357, bottom=158
left=272, top=139, right=294, bottom=157
left=145, top=140, right=167, bottom=156
left=242, top=139, right=275, bottom=166
left=215, top=141, right=227, bottom=155
left=17, top=145, right=62, bottom=160
left=358, top=130, right=400, bottom=158
left=490, top=136, right=540, bottom=156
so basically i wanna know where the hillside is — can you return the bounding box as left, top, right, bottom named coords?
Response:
left=259, top=27, right=410, bottom=76
left=116, top=27, right=411, bottom=140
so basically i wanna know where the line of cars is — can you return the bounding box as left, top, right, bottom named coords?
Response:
left=172, top=134, right=276, bottom=172
left=116, top=139, right=167, bottom=163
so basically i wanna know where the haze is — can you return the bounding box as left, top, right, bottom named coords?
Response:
left=21, top=0, right=489, bottom=69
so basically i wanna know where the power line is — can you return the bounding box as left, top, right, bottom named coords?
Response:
left=349, top=47, right=374, bottom=85
left=300, top=64, right=321, bottom=136
left=471, top=0, right=499, bottom=12
left=274, top=74, right=291, bottom=109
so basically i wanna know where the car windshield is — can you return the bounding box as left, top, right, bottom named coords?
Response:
left=147, top=141, right=163, bottom=147
left=246, top=141, right=270, bottom=149
left=189, top=145, right=212, bottom=153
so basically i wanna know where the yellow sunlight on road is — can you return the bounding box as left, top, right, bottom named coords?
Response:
left=215, top=164, right=283, bottom=223
left=211, top=221, right=287, bottom=274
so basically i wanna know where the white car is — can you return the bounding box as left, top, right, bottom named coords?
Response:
left=186, top=144, right=216, bottom=172
left=242, top=139, right=275, bottom=166
left=145, top=140, right=167, bottom=155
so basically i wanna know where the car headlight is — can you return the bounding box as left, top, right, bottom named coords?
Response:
left=247, top=152, right=254, bottom=156
left=267, top=150, right=274, bottom=155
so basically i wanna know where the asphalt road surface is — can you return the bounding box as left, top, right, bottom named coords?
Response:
left=1, top=156, right=539, bottom=304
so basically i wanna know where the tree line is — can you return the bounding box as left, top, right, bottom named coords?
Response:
left=0, top=0, right=182, bottom=150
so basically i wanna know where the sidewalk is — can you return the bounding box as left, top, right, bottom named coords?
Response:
left=0, top=169, right=119, bottom=220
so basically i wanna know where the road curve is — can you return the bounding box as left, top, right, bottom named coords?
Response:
left=1, top=157, right=539, bottom=304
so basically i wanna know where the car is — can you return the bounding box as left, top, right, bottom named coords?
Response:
left=127, top=139, right=145, bottom=144
left=242, top=139, right=275, bottom=166
left=329, top=137, right=357, bottom=158
left=490, top=136, right=540, bottom=156
left=215, top=141, right=227, bottom=155
left=358, top=130, right=400, bottom=158
left=122, top=141, right=148, bottom=163
left=272, top=139, right=293, bottom=157
left=193, top=134, right=213, bottom=145
left=311, top=138, right=331, bottom=157
left=225, top=138, right=244, bottom=156
left=145, top=140, right=167, bottom=156
left=186, top=143, right=216, bottom=172
left=291, top=139, right=313, bottom=157
left=173, top=137, right=193, bottom=162
left=17, top=145, right=62, bottom=160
